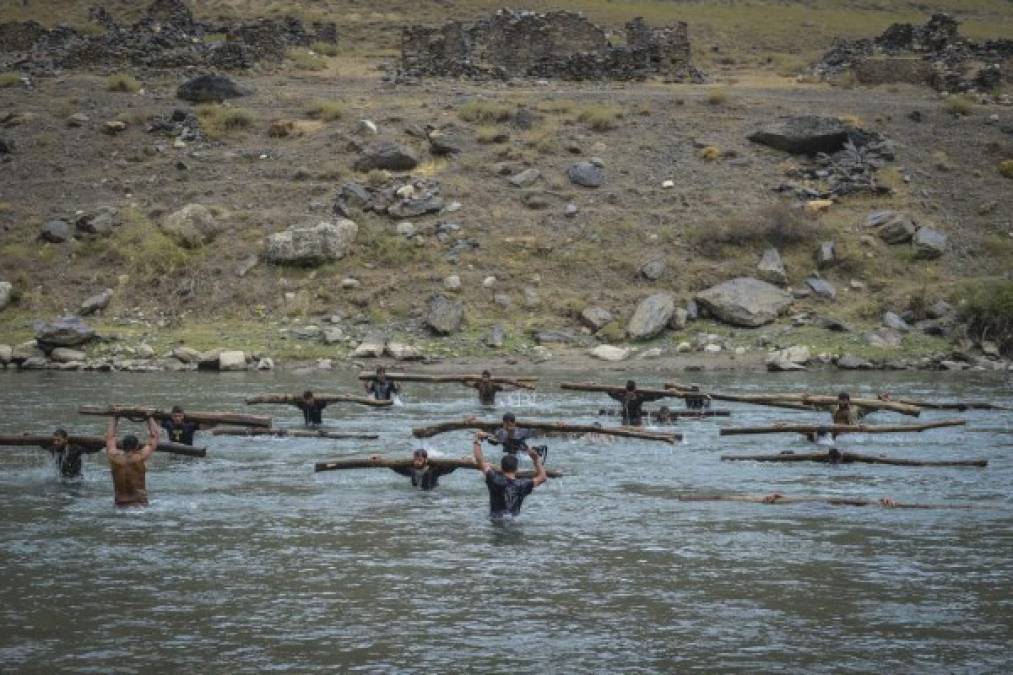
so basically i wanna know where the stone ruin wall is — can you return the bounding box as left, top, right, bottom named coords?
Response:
left=0, top=0, right=337, bottom=73
left=401, top=9, right=698, bottom=82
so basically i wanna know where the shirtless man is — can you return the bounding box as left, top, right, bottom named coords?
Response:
left=473, top=432, right=547, bottom=519
left=105, top=415, right=159, bottom=507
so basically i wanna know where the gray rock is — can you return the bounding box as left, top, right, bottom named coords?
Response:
left=218, top=350, right=247, bottom=371
left=34, top=316, right=95, bottom=348
left=815, top=241, right=836, bottom=269
left=589, top=345, right=629, bottom=362
left=494, top=293, right=513, bottom=309
left=20, top=357, right=49, bottom=370
left=581, top=306, right=613, bottom=331
left=172, top=346, right=203, bottom=364
left=627, top=292, right=676, bottom=340
left=79, top=288, right=113, bottom=316
left=747, top=115, right=849, bottom=155
left=50, top=347, right=86, bottom=363
left=875, top=212, right=917, bottom=244
left=815, top=315, right=852, bottom=332
left=509, top=168, right=541, bottom=187
left=75, top=206, right=119, bottom=238
left=695, top=278, right=793, bottom=328
left=428, top=128, right=464, bottom=156
left=521, top=192, right=550, bottom=209
left=264, top=219, right=358, bottom=266
left=395, top=221, right=416, bottom=237
left=928, top=300, right=955, bottom=319
left=836, top=354, right=873, bottom=370
left=321, top=327, right=344, bottom=344
left=686, top=300, right=699, bottom=320
left=865, top=327, right=903, bottom=348
left=522, top=287, right=540, bottom=308
left=640, top=259, right=666, bottom=281
left=883, top=311, right=910, bottom=332
left=914, top=319, right=952, bottom=337
left=256, top=357, right=274, bottom=370
left=864, top=210, right=899, bottom=228
left=12, top=340, right=44, bottom=362
left=160, top=204, right=221, bottom=249
left=387, top=342, right=423, bottom=361
left=388, top=192, right=443, bottom=218
left=352, top=332, right=386, bottom=357
left=40, top=220, right=71, bottom=243
left=177, top=74, right=250, bottom=103
left=670, top=307, right=689, bottom=330
left=425, top=294, right=463, bottom=335
left=766, top=355, right=807, bottom=371
left=0, top=281, right=12, bottom=311
left=805, top=276, right=837, bottom=299
left=567, top=161, right=604, bottom=188
left=939, top=360, right=969, bottom=371
left=353, top=143, right=419, bottom=172
left=564, top=203, right=578, bottom=218
left=756, top=248, right=787, bottom=286
left=534, top=330, right=578, bottom=345
left=484, top=324, right=505, bottom=348
left=0, top=344, right=12, bottom=364
left=913, top=227, right=947, bottom=259
left=236, top=255, right=258, bottom=277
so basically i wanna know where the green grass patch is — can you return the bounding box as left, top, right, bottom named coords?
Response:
left=105, top=73, right=140, bottom=93
left=706, top=88, right=729, bottom=106
left=286, top=48, right=328, bottom=71
left=305, top=99, right=344, bottom=121
left=943, top=94, right=975, bottom=117
left=575, top=104, right=623, bottom=131
left=0, top=72, right=21, bottom=88
left=310, top=41, right=340, bottom=56
left=998, top=160, right=1013, bottom=180
left=458, top=100, right=513, bottom=124
left=956, top=278, right=1013, bottom=356
left=196, top=104, right=256, bottom=139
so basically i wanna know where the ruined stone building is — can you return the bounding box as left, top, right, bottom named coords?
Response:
left=400, top=9, right=701, bottom=81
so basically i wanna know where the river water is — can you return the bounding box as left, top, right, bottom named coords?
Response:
left=0, top=369, right=1010, bottom=672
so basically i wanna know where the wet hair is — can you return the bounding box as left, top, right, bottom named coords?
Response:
left=376, top=366, right=385, bottom=375
left=481, top=370, right=491, bottom=377
left=828, top=447, right=843, bottom=464
left=303, top=390, right=313, bottom=399
left=53, top=428, right=69, bottom=440
left=838, top=392, right=851, bottom=402
left=121, top=435, right=140, bottom=451
left=626, top=380, right=636, bottom=391
left=501, top=454, right=519, bottom=472
left=502, top=412, right=516, bottom=423
left=413, top=448, right=428, bottom=459
left=171, top=405, right=183, bottom=414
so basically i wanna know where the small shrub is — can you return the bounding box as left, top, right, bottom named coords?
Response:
left=366, top=169, right=390, bottom=187
left=286, top=48, right=327, bottom=71
left=310, top=41, right=339, bottom=56
left=458, top=100, right=512, bottom=123
left=523, top=127, right=557, bottom=154
left=957, top=279, right=1013, bottom=356
left=706, top=89, right=728, bottom=105
left=998, top=160, right=1013, bottom=180
left=837, top=114, right=863, bottom=128
left=196, top=104, right=255, bottom=139
left=693, top=203, right=819, bottom=257
left=596, top=321, right=626, bottom=343
left=576, top=105, right=623, bottom=132
left=106, top=73, right=140, bottom=93
left=475, top=126, right=505, bottom=144
left=0, top=72, right=21, bottom=88
left=943, top=95, right=975, bottom=117
left=698, top=146, right=721, bottom=161
left=305, top=99, right=343, bottom=121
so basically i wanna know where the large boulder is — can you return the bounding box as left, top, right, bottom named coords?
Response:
left=427, top=128, right=464, bottom=156
left=352, top=331, right=387, bottom=358
left=176, top=75, right=250, bottom=103
left=50, top=347, right=86, bottom=363
left=0, top=281, right=12, bottom=311
left=80, top=288, right=113, bottom=316
left=815, top=241, right=837, bottom=269
left=567, top=161, right=604, bottom=188
left=264, top=219, right=358, bottom=266
left=34, top=316, right=95, bottom=348
left=353, top=143, right=418, bottom=172
left=868, top=211, right=916, bottom=244
left=75, top=206, right=120, bottom=239
left=40, top=219, right=71, bottom=243
left=627, top=292, right=675, bottom=340
left=756, top=248, right=787, bottom=286
left=913, top=227, right=947, bottom=259
left=805, top=276, right=837, bottom=299
left=160, top=204, right=221, bottom=249
left=883, top=311, right=910, bottom=332
left=425, top=294, right=463, bottom=335
left=866, top=328, right=903, bottom=348
left=695, top=277, right=792, bottom=328
left=747, top=116, right=849, bottom=155
left=640, top=259, right=666, bottom=281
left=217, top=350, right=247, bottom=371
left=589, top=345, right=629, bottom=362
left=0, top=344, right=12, bottom=364
left=580, top=306, right=613, bottom=331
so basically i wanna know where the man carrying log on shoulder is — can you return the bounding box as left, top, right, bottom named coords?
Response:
left=364, top=366, right=400, bottom=402
left=49, top=428, right=100, bottom=480
left=488, top=412, right=548, bottom=461
left=368, top=448, right=458, bottom=491
left=466, top=370, right=504, bottom=406
left=608, top=380, right=667, bottom=426
left=106, top=415, right=159, bottom=508
left=473, top=432, right=547, bottom=520
left=161, top=405, right=201, bottom=445
left=293, top=390, right=331, bottom=427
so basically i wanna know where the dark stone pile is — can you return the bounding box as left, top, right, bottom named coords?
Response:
left=334, top=179, right=445, bottom=220
left=0, top=0, right=337, bottom=74
left=811, top=13, right=1012, bottom=94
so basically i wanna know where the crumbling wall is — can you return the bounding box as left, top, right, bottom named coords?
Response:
left=400, top=9, right=701, bottom=82
left=0, top=0, right=338, bottom=74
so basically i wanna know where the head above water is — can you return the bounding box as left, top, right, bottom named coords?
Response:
left=52, top=428, right=69, bottom=448
left=502, top=412, right=516, bottom=429
left=481, top=370, right=491, bottom=379
left=375, top=366, right=386, bottom=380
left=171, top=405, right=184, bottom=424
left=303, top=390, right=314, bottom=401
left=120, top=434, right=140, bottom=452
left=626, top=380, right=636, bottom=392
left=500, top=454, right=519, bottom=474
left=838, top=392, right=851, bottom=407
left=412, top=448, right=428, bottom=468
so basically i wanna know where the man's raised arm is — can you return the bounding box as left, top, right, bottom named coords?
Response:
left=527, top=448, right=548, bottom=487
left=105, top=417, right=120, bottom=458
left=473, top=432, right=491, bottom=474
left=139, top=416, right=159, bottom=460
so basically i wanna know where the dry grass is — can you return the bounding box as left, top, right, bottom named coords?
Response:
left=305, top=99, right=344, bottom=121
left=576, top=104, right=623, bottom=131
left=698, top=146, right=722, bottom=161
left=286, top=48, right=328, bottom=71
left=706, top=88, right=728, bottom=106
left=105, top=73, right=140, bottom=93
left=310, top=41, right=340, bottom=56
left=0, top=72, right=21, bottom=88
left=458, top=100, right=513, bottom=123
left=999, top=160, right=1013, bottom=180
left=196, top=104, right=256, bottom=139
left=693, top=203, right=823, bottom=257
left=943, top=94, right=975, bottom=117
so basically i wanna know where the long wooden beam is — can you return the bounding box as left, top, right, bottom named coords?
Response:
left=0, top=434, right=206, bottom=457
left=720, top=449, right=986, bottom=467
left=663, top=385, right=819, bottom=412
left=313, top=455, right=562, bottom=478
left=356, top=372, right=537, bottom=390
left=561, top=382, right=679, bottom=397
left=888, top=398, right=1010, bottom=411
left=411, top=418, right=681, bottom=443
left=78, top=405, right=271, bottom=428
left=665, top=384, right=922, bottom=416
left=245, top=394, right=392, bottom=408
left=677, top=493, right=971, bottom=509
left=718, top=419, right=965, bottom=436
left=211, top=427, right=379, bottom=440
left=597, top=409, right=731, bottom=419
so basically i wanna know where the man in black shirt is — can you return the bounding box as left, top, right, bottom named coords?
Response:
left=294, top=390, right=330, bottom=426
left=607, top=380, right=667, bottom=426
left=48, top=429, right=100, bottom=479
left=466, top=370, right=503, bottom=406
left=491, top=412, right=547, bottom=461
left=365, top=366, right=400, bottom=401
left=161, top=406, right=200, bottom=445
left=378, top=448, right=457, bottom=491
left=473, top=432, right=547, bottom=519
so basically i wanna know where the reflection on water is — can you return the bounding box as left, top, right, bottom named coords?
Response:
left=0, top=368, right=1011, bottom=672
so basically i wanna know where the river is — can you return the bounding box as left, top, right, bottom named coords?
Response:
left=0, top=368, right=1010, bottom=672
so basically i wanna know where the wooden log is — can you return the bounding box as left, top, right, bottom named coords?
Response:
left=720, top=449, right=987, bottom=467
left=888, top=398, right=1010, bottom=411
left=411, top=418, right=681, bottom=443
left=245, top=394, right=392, bottom=408
left=356, top=372, right=537, bottom=390
left=211, top=427, right=379, bottom=440
left=663, top=385, right=819, bottom=412
left=0, top=434, right=206, bottom=457
left=665, top=384, right=921, bottom=416
left=677, top=493, right=971, bottom=509
left=718, top=419, right=965, bottom=436
left=78, top=405, right=271, bottom=428
left=561, top=382, right=680, bottom=398
left=313, top=455, right=562, bottom=478
left=597, top=408, right=731, bottom=419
